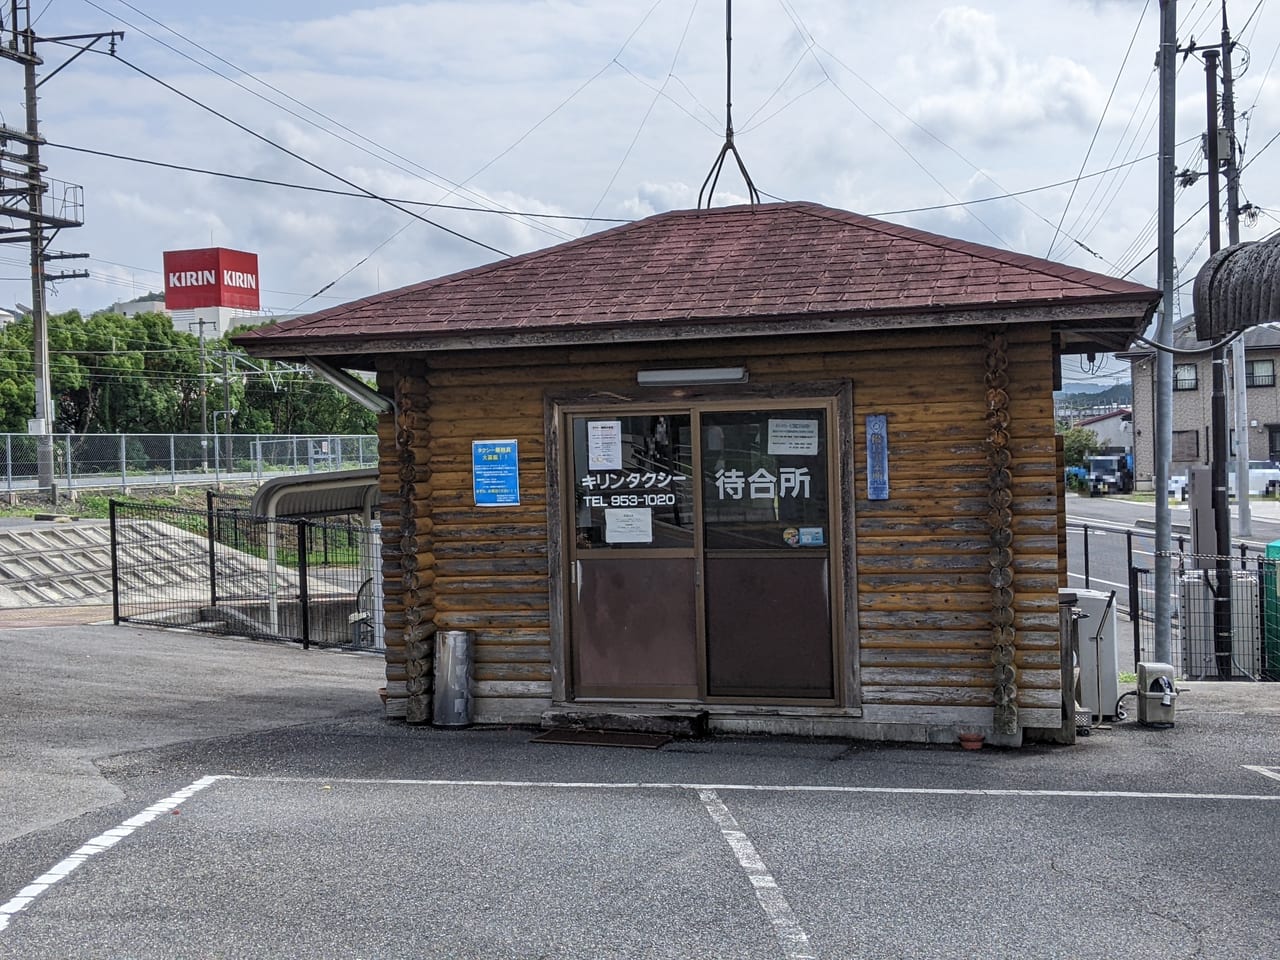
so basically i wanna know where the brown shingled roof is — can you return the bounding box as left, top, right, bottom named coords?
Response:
left=235, top=201, right=1158, bottom=359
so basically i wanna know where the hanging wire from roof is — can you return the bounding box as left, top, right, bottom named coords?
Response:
left=698, top=0, right=761, bottom=208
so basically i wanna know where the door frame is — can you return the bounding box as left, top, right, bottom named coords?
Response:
left=545, top=379, right=860, bottom=710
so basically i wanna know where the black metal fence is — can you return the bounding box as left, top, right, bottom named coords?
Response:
left=110, top=491, right=380, bottom=649
left=1132, top=552, right=1280, bottom=681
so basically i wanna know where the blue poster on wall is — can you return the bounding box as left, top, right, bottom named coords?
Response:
left=472, top=439, right=520, bottom=506
left=866, top=414, right=889, bottom=500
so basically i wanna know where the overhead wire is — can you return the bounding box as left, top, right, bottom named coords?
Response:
left=80, top=0, right=572, bottom=244
left=46, top=144, right=629, bottom=224
left=92, top=50, right=511, bottom=259
left=1046, top=0, right=1151, bottom=259
left=771, top=0, right=1008, bottom=247
left=582, top=0, right=701, bottom=228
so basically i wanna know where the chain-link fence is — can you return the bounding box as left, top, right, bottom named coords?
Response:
left=1133, top=551, right=1280, bottom=681
left=110, top=492, right=382, bottom=650
left=1, top=432, right=377, bottom=494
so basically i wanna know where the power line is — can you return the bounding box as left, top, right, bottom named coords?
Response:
left=583, top=0, right=701, bottom=227
left=80, top=0, right=573, bottom=245
left=1047, top=0, right=1152, bottom=259
left=96, top=51, right=512, bottom=259
left=45, top=141, right=629, bottom=224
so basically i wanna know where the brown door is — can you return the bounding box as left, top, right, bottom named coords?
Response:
left=699, top=408, right=835, bottom=700
left=567, top=413, right=698, bottom=699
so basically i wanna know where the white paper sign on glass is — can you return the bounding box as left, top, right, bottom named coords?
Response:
left=588, top=420, right=624, bottom=471
left=767, top=419, right=819, bottom=456
left=604, top=507, right=653, bottom=544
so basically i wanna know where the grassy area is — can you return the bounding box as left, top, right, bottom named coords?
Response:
left=0, top=483, right=259, bottom=521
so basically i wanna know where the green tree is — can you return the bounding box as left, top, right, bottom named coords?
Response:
left=1059, top=426, right=1101, bottom=467
left=0, top=308, right=374, bottom=437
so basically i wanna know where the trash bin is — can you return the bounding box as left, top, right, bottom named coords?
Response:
left=432, top=630, right=474, bottom=727
left=1136, top=661, right=1177, bottom=727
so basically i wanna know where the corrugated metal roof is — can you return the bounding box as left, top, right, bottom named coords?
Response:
left=235, top=201, right=1157, bottom=358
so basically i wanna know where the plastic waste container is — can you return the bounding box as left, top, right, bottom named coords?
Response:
left=1136, top=661, right=1177, bottom=727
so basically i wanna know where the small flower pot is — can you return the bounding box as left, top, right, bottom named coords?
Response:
left=957, top=732, right=985, bottom=751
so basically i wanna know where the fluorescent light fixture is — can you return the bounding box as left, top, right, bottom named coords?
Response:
left=636, top=366, right=748, bottom=386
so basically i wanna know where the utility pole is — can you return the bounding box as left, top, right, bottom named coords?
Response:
left=1221, top=4, right=1251, bottom=537
left=1204, top=46, right=1234, bottom=681
left=1153, top=0, right=1177, bottom=665
left=0, top=2, right=121, bottom=493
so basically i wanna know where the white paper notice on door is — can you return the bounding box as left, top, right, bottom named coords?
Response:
left=767, top=419, right=819, bottom=456
left=588, top=420, right=624, bottom=470
left=604, top=508, right=653, bottom=544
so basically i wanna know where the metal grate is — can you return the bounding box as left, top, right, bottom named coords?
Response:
left=110, top=494, right=379, bottom=650
left=1134, top=552, right=1280, bottom=681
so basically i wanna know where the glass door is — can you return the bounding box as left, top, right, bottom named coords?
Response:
left=567, top=413, right=698, bottom=699
left=699, top=407, right=835, bottom=700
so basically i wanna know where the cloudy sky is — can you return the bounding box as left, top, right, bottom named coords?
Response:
left=7, top=0, right=1280, bottom=384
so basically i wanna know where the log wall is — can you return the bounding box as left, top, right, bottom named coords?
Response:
left=374, top=321, right=1065, bottom=732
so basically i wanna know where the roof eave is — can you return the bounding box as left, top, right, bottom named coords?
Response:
left=238, top=295, right=1159, bottom=362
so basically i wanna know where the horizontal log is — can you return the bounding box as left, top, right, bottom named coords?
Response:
left=859, top=629, right=989, bottom=648
left=857, top=610, right=1060, bottom=631
left=860, top=649, right=992, bottom=668
left=474, top=680, right=552, bottom=698
left=862, top=686, right=993, bottom=706
left=472, top=644, right=551, bottom=663
left=471, top=628, right=550, bottom=645
left=474, top=662, right=552, bottom=682
left=861, top=667, right=994, bottom=687
left=433, top=594, right=549, bottom=613
left=1018, top=707, right=1062, bottom=729
left=432, top=523, right=547, bottom=542
left=431, top=507, right=549, bottom=525
left=434, top=540, right=548, bottom=560
left=434, top=575, right=548, bottom=594
left=1019, top=689, right=1061, bottom=709
left=435, top=557, right=549, bottom=576
left=436, top=611, right=551, bottom=629
left=1017, top=668, right=1064, bottom=689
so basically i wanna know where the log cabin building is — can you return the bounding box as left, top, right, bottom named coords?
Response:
left=234, top=201, right=1159, bottom=747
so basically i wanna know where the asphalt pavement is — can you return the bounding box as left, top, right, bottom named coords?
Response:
left=1, top=617, right=1278, bottom=959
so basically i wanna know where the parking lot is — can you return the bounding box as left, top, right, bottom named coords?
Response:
left=2, top=618, right=1278, bottom=959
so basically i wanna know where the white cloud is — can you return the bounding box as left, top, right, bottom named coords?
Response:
left=0, top=0, right=1271, bottom=323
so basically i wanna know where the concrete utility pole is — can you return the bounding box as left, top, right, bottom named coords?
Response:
left=1222, top=4, right=1251, bottom=537
left=0, top=1, right=121, bottom=493
left=1153, top=0, right=1177, bottom=665
left=1204, top=47, right=1235, bottom=681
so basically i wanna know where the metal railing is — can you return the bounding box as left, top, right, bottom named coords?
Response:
left=1133, top=552, right=1280, bottom=681
left=110, top=491, right=383, bottom=650
left=2, top=432, right=377, bottom=494
left=1066, top=520, right=1279, bottom=680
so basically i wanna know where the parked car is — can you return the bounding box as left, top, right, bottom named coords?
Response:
left=1174, top=461, right=1280, bottom=500
left=1228, top=460, right=1280, bottom=497
left=1087, top=454, right=1133, bottom=496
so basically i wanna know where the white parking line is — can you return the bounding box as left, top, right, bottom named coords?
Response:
left=4, top=773, right=1278, bottom=941
left=235, top=775, right=1280, bottom=802
left=0, top=775, right=220, bottom=934
left=698, top=789, right=815, bottom=960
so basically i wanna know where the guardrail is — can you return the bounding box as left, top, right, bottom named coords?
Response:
left=2, top=432, right=377, bottom=494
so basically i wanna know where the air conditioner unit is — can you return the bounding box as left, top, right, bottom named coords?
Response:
left=1177, top=572, right=1262, bottom=679
left=1073, top=588, right=1120, bottom=722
